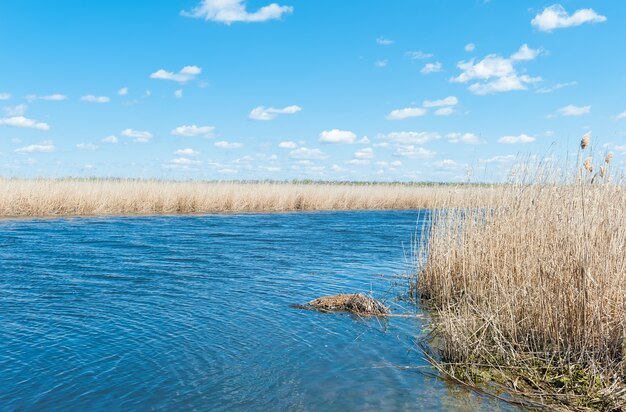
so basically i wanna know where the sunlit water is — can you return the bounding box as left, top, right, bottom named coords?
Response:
left=0, top=211, right=516, bottom=411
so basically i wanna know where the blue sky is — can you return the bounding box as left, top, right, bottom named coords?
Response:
left=1, top=0, right=624, bottom=181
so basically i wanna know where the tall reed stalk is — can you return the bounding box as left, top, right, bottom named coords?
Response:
left=414, top=135, right=626, bottom=410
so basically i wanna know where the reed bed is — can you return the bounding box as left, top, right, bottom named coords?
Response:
left=0, top=179, right=493, bottom=218
left=413, top=137, right=626, bottom=410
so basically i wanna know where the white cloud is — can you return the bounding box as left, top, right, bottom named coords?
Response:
left=102, top=135, right=118, bottom=144
left=405, top=51, right=433, bottom=60
left=249, top=105, right=301, bottom=120
left=182, top=0, right=293, bottom=24
left=121, top=128, right=153, bottom=143
left=171, top=124, right=215, bottom=137
left=374, top=59, right=388, bottom=68
left=481, top=154, right=515, bottom=164
left=170, top=157, right=200, bottom=165
left=421, top=62, right=442, bottom=74
left=81, top=95, right=110, bottom=103
left=358, top=136, right=370, bottom=144
left=556, top=104, right=591, bottom=116
left=3, top=104, right=27, bottom=116
left=497, top=134, right=536, bottom=144
left=446, top=132, right=481, bottom=144
left=423, top=96, right=458, bottom=107
left=386, top=131, right=440, bottom=144
left=331, top=164, right=347, bottom=172
left=175, top=148, right=200, bottom=156
left=354, top=147, right=374, bottom=159
left=436, top=159, right=460, bottom=168
left=76, top=143, right=98, bottom=150
left=435, top=107, right=454, bottom=116
left=118, top=87, right=129, bottom=96
left=289, top=147, right=327, bottom=159
left=174, top=89, right=183, bottom=98
left=15, top=140, right=55, bottom=153
left=451, top=45, right=542, bottom=95
left=26, top=94, right=67, bottom=101
left=613, top=110, right=626, bottom=121
left=395, top=145, right=435, bottom=158
left=510, top=44, right=542, bottom=61
left=0, top=93, right=10, bottom=100
left=464, top=43, right=476, bottom=52
left=0, top=116, right=50, bottom=130
left=150, top=66, right=202, bottom=83
left=386, top=107, right=427, bottom=120
left=278, top=141, right=298, bottom=149
left=319, top=129, right=357, bottom=144
left=214, top=141, right=243, bottom=149
left=531, top=4, right=606, bottom=32
left=376, top=37, right=394, bottom=45
left=346, top=159, right=370, bottom=165
left=535, top=81, right=577, bottom=94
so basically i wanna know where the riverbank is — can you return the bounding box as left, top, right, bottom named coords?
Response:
left=413, top=142, right=626, bottom=410
left=0, top=179, right=496, bottom=218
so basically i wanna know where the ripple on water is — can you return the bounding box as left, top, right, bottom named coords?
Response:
left=0, top=211, right=517, bottom=411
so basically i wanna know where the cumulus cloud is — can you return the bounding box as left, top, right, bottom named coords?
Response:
left=0, top=93, right=10, bottom=100
left=376, top=37, right=394, bottom=45
left=174, top=89, right=183, bottom=98
left=121, top=128, right=153, bottom=143
left=150, top=66, right=202, bottom=83
left=76, top=143, right=98, bottom=150
left=214, top=141, right=243, bottom=149
left=319, top=129, right=357, bottom=144
left=497, top=134, right=536, bottom=144
left=102, top=135, right=118, bottom=144
left=386, top=131, right=440, bottom=144
left=331, top=164, right=347, bottom=172
left=556, top=104, right=591, bottom=116
left=81, top=95, right=110, bottom=103
left=358, top=136, right=370, bottom=144
left=395, top=145, right=435, bottom=158
left=118, top=87, right=129, bottom=96
left=15, top=140, right=55, bottom=153
left=170, top=157, right=200, bottom=165
left=446, top=132, right=481, bottom=144
left=451, top=44, right=542, bottom=95
left=464, top=43, right=476, bottom=52
left=278, top=141, right=298, bottom=149
left=354, top=147, right=374, bottom=159
left=405, top=51, right=433, bottom=60
left=423, top=96, right=458, bottom=107
left=175, top=148, right=200, bottom=156
left=421, top=62, right=442, bottom=74
left=182, top=0, right=293, bottom=24
left=0, top=116, right=50, bottom=130
left=531, top=4, right=606, bottom=32
left=435, top=107, right=454, bottom=116
left=386, top=107, right=427, bottom=120
left=289, top=147, right=327, bottom=159
left=26, top=94, right=67, bottom=101
left=171, top=124, right=215, bottom=137
left=249, top=105, right=301, bottom=120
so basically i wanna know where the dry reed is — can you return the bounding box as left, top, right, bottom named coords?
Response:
left=0, top=179, right=495, bottom=218
left=413, top=136, right=626, bottom=409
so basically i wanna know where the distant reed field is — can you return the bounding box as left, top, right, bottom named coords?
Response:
left=0, top=179, right=494, bottom=218
left=414, top=135, right=626, bottom=409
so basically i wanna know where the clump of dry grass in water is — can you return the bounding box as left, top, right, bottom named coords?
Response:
left=305, top=293, right=391, bottom=316
left=413, top=133, right=626, bottom=410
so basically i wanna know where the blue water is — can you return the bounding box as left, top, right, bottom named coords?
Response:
left=0, top=211, right=515, bottom=411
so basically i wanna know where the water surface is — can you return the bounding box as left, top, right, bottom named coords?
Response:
left=0, top=211, right=515, bottom=411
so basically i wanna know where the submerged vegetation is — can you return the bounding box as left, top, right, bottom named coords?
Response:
left=0, top=179, right=491, bottom=218
left=413, top=134, right=626, bottom=410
